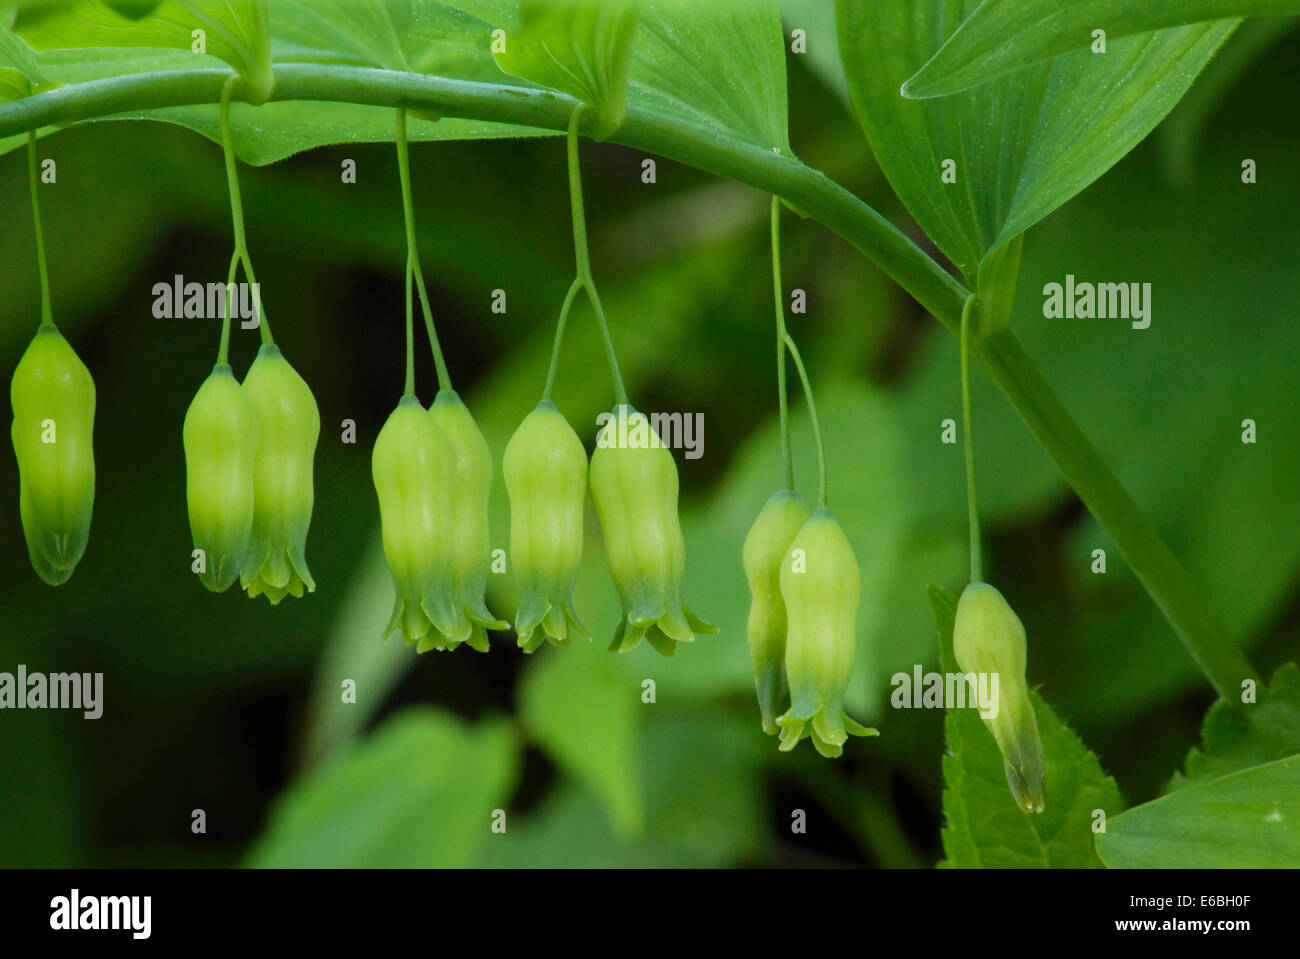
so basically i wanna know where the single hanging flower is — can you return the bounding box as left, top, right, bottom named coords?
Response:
left=776, top=508, right=877, bottom=757
left=183, top=363, right=258, bottom=592
left=589, top=404, right=714, bottom=656
left=10, top=323, right=95, bottom=586
left=239, top=343, right=319, bottom=604
left=428, top=389, right=508, bottom=652
left=743, top=489, right=811, bottom=735
left=952, top=581, right=1046, bottom=814
left=372, top=395, right=463, bottom=650
left=503, top=399, right=589, bottom=652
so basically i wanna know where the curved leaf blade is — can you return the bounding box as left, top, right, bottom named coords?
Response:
left=1097, top=755, right=1300, bottom=868
left=836, top=0, right=1236, bottom=281
left=629, top=0, right=791, bottom=154
left=519, top=640, right=644, bottom=839
left=247, top=708, right=519, bottom=867
left=493, top=0, right=637, bottom=139
left=1171, top=662, right=1300, bottom=790
left=18, top=0, right=275, bottom=102
left=905, top=0, right=1300, bottom=98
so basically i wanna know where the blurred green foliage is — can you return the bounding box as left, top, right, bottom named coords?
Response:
left=1, top=19, right=1298, bottom=868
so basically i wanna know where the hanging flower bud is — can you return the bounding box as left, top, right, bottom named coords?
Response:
left=743, top=489, right=811, bottom=735
left=183, top=363, right=258, bottom=592
left=589, top=404, right=714, bottom=656
left=9, top=323, right=95, bottom=586
left=503, top=399, right=588, bottom=652
left=372, top=395, right=464, bottom=651
left=239, top=343, right=319, bottom=604
left=776, top=508, right=876, bottom=757
left=952, top=581, right=1046, bottom=814
left=428, top=389, right=508, bottom=652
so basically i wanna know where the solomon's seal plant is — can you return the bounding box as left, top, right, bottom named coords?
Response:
left=10, top=132, right=95, bottom=587
left=372, top=394, right=461, bottom=651
left=745, top=197, right=875, bottom=755
left=183, top=363, right=258, bottom=593
left=953, top=580, right=1046, bottom=814
left=429, top=388, right=509, bottom=651
left=590, top=404, right=714, bottom=656
left=3, top=0, right=1293, bottom=869
left=238, top=342, right=320, bottom=604
left=548, top=103, right=713, bottom=657
left=777, top=507, right=878, bottom=757
left=742, top=489, right=811, bottom=735
left=12, top=324, right=96, bottom=587
left=504, top=399, right=589, bottom=653
left=371, top=110, right=500, bottom=653
left=953, top=294, right=1046, bottom=811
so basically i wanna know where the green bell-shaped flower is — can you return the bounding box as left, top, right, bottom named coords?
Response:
left=953, top=581, right=1046, bottom=814
left=743, top=489, right=811, bottom=735
left=503, top=399, right=589, bottom=652
left=776, top=508, right=877, bottom=757
left=10, top=323, right=95, bottom=586
left=589, top=404, right=714, bottom=656
left=183, top=363, right=258, bottom=592
left=239, top=343, right=319, bottom=604
left=429, top=389, right=508, bottom=652
left=372, top=394, right=464, bottom=651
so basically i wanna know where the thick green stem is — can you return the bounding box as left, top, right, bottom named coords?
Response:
left=26, top=131, right=52, bottom=329
left=0, top=64, right=1256, bottom=701
left=219, top=78, right=272, bottom=346
left=770, top=196, right=794, bottom=491
left=959, top=294, right=982, bottom=583
left=395, top=108, right=451, bottom=392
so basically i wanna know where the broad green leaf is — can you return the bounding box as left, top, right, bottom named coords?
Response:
left=519, top=638, right=643, bottom=838
left=1171, top=663, right=1300, bottom=790
left=111, top=100, right=552, bottom=166
left=300, top=531, right=416, bottom=768
left=481, top=710, right=767, bottom=867
left=5, top=0, right=791, bottom=162
left=1, top=18, right=45, bottom=99
left=247, top=708, right=519, bottom=867
left=271, top=0, right=411, bottom=69
left=836, top=0, right=1235, bottom=287
left=18, top=0, right=275, bottom=102
left=1097, top=755, right=1300, bottom=867
left=493, top=0, right=637, bottom=140
left=931, top=585, right=1124, bottom=867
left=628, top=0, right=791, bottom=153
left=904, top=0, right=1299, bottom=98
left=273, top=1, right=511, bottom=85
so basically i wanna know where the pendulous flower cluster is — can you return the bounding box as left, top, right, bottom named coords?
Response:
left=743, top=492, right=877, bottom=757
left=183, top=343, right=319, bottom=603
left=373, top=390, right=507, bottom=652
left=373, top=396, right=713, bottom=658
